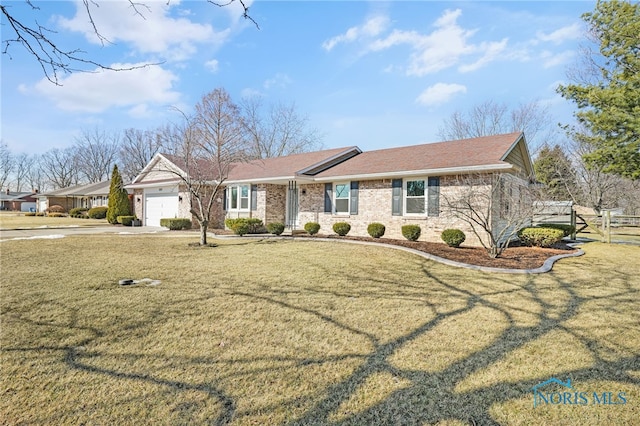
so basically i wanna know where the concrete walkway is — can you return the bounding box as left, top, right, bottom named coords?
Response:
left=0, top=225, right=168, bottom=240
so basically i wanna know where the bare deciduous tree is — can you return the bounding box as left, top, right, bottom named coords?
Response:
left=0, top=142, right=14, bottom=191
left=442, top=173, right=538, bottom=258
left=1, top=0, right=256, bottom=85
left=241, top=96, right=323, bottom=159
left=10, top=153, right=36, bottom=192
left=40, top=147, right=79, bottom=189
left=73, top=128, right=120, bottom=183
left=163, top=89, right=249, bottom=245
left=438, top=100, right=554, bottom=152
left=118, top=128, right=163, bottom=182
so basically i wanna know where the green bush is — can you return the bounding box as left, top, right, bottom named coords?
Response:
left=402, top=224, right=421, bottom=241
left=88, top=206, right=108, bottom=219
left=47, top=212, right=66, bottom=218
left=266, top=222, right=285, bottom=235
left=333, top=222, right=351, bottom=236
left=69, top=207, right=88, bottom=217
left=536, top=223, right=576, bottom=237
left=107, top=165, right=131, bottom=224
left=117, top=215, right=136, bottom=226
left=225, top=218, right=265, bottom=235
left=518, top=227, right=564, bottom=247
left=441, top=229, right=466, bottom=248
left=367, top=222, right=386, bottom=238
left=304, top=222, right=320, bottom=235
left=160, top=218, right=192, bottom=230
left=46, top=205, right=66, bottom=214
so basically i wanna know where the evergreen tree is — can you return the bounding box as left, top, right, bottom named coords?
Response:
left=558, top=0, right=640, bottom=179
left=533, top=145, right=577, bottom=201
left=107, top=164, right=131, bottom=224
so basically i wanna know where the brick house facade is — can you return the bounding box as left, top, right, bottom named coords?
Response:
left=130, top=132, right=533, bottom=246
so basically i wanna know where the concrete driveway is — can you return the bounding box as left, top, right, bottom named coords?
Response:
left=0, top=225, right=170, bottom=241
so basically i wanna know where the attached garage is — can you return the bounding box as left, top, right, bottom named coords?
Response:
left=144, top=189, right=179, bottom=227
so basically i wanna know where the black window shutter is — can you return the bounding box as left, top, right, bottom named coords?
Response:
left=324, top=183, right=332, bottom=213
left=428, top=177, right=440, bottom=216
left=350, top=181, right=359, bottom=215
left=392, top=179, right=402, bottom=216
left=223, top=188, right=227, bottom=211
left=250, top=184, right=257, bottom=211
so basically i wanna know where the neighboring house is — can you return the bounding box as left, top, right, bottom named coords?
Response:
left=129, top=132, right=533, bottom=245
left=0, top=189, right=38, bottom=211
left=36, top=180, right=116, bottom=213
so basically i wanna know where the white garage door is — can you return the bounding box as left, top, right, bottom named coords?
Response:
left=145, top=193, right=179, bottom=227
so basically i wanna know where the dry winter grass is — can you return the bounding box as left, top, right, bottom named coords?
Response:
left=1, top=235, right=639, bottom=425
left=0, top=211, right=108, bottom=229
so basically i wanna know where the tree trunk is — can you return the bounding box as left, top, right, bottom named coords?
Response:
left=200, top=220, right=208, bottom=245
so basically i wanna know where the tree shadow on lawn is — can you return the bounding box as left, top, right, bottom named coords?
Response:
left=2, top=242, right=639, bottom=425
left=226, top=250, right=640, bottom=425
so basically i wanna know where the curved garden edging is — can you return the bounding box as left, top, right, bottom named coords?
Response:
left=214, top=234, right=585, bottom=274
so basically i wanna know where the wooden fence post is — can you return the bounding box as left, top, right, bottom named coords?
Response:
left=571, top=209, right=577, bottom=240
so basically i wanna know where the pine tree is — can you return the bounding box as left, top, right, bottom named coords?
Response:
left=558, top=0, right=640, bottom=179
left=533, top=145, right=577, bottom=201
left=107, top=165, right=131, bottom=224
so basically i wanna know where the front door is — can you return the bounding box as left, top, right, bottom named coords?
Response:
left=286, top=181, right=299, bottom=229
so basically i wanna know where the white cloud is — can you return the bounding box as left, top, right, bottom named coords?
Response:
left=536, top=23, right=582, bottom=45
left=459, top=39, right=508, bottom=73
left=57, top=1, right=229, bottom=61
left=415, top=83, right=467, bottom=106
left=205, top=59, right=219, bottom=73
left=33, top=64, right=180, bottom=113
left=540, top=50, right=575, bottom=68
left=263, top=73, right=292, bottom=90
left=366, top=9, right=505, bottom=76
left=322, top=15, right=390, bottom=51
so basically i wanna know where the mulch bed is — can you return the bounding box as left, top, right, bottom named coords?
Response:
left=209, top=228, right=578, bottom=270
left=293, top=234, right=578, bottom=270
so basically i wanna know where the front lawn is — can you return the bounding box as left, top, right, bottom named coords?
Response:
left=1, top=236, right=638, bottom=425
left=0, top=211, right=108, bottom=229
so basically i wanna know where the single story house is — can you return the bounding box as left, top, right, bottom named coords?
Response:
left=0, top=189, right=38, bottom=211
left=128, top=132, right=533, bottom=245
left=36, top=180, right=117, bottom=213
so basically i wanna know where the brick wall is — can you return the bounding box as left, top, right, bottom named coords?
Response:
left=298, top=177, right=495, bottom=246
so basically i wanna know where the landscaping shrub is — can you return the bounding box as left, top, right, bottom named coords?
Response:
left=402, top=224, right=421, bottom=241
left=333, top=222, right=351, bottom=236
left=107, top=165, right=131, bottom=224
left=46, top=205, right=66, bottom=214
left=36, top=212, right=45, bottom=217
left=304, top=222, right=320, bottom=235
left=536, top=223, right=576, bottom=237
left=69, top=207, right=88, bottom=217
left=225, top=218, right=265, bottom=235
left=24, top=212, right=36, bottom=217
left=117, top=215, right=136, bottom=226
left=266, top=222, right=285, bottom=235
left=367, top=222, right=386, bottom=238
left=160, top=218, right=192, bottom=230
left=47, top=213, right=66, bottom=218
left=88, top=206, right=108, bottom=219
left=518, top=227, right=564, bottom=247
left=441, top=229, right=466, bottom=248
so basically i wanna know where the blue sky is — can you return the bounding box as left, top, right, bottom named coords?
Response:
left=1, top=0, right=594, bottom=155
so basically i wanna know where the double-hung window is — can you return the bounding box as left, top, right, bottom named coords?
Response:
left=228, top=184, right=250, bottom=211
left=397, top=177, right=439, bottom=216
left=334, top=183, right=350, bottom=215
left=405, top=180, right=426, bottom=214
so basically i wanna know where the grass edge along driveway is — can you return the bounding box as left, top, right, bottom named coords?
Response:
left=1, top=236, right=638, bottom=425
